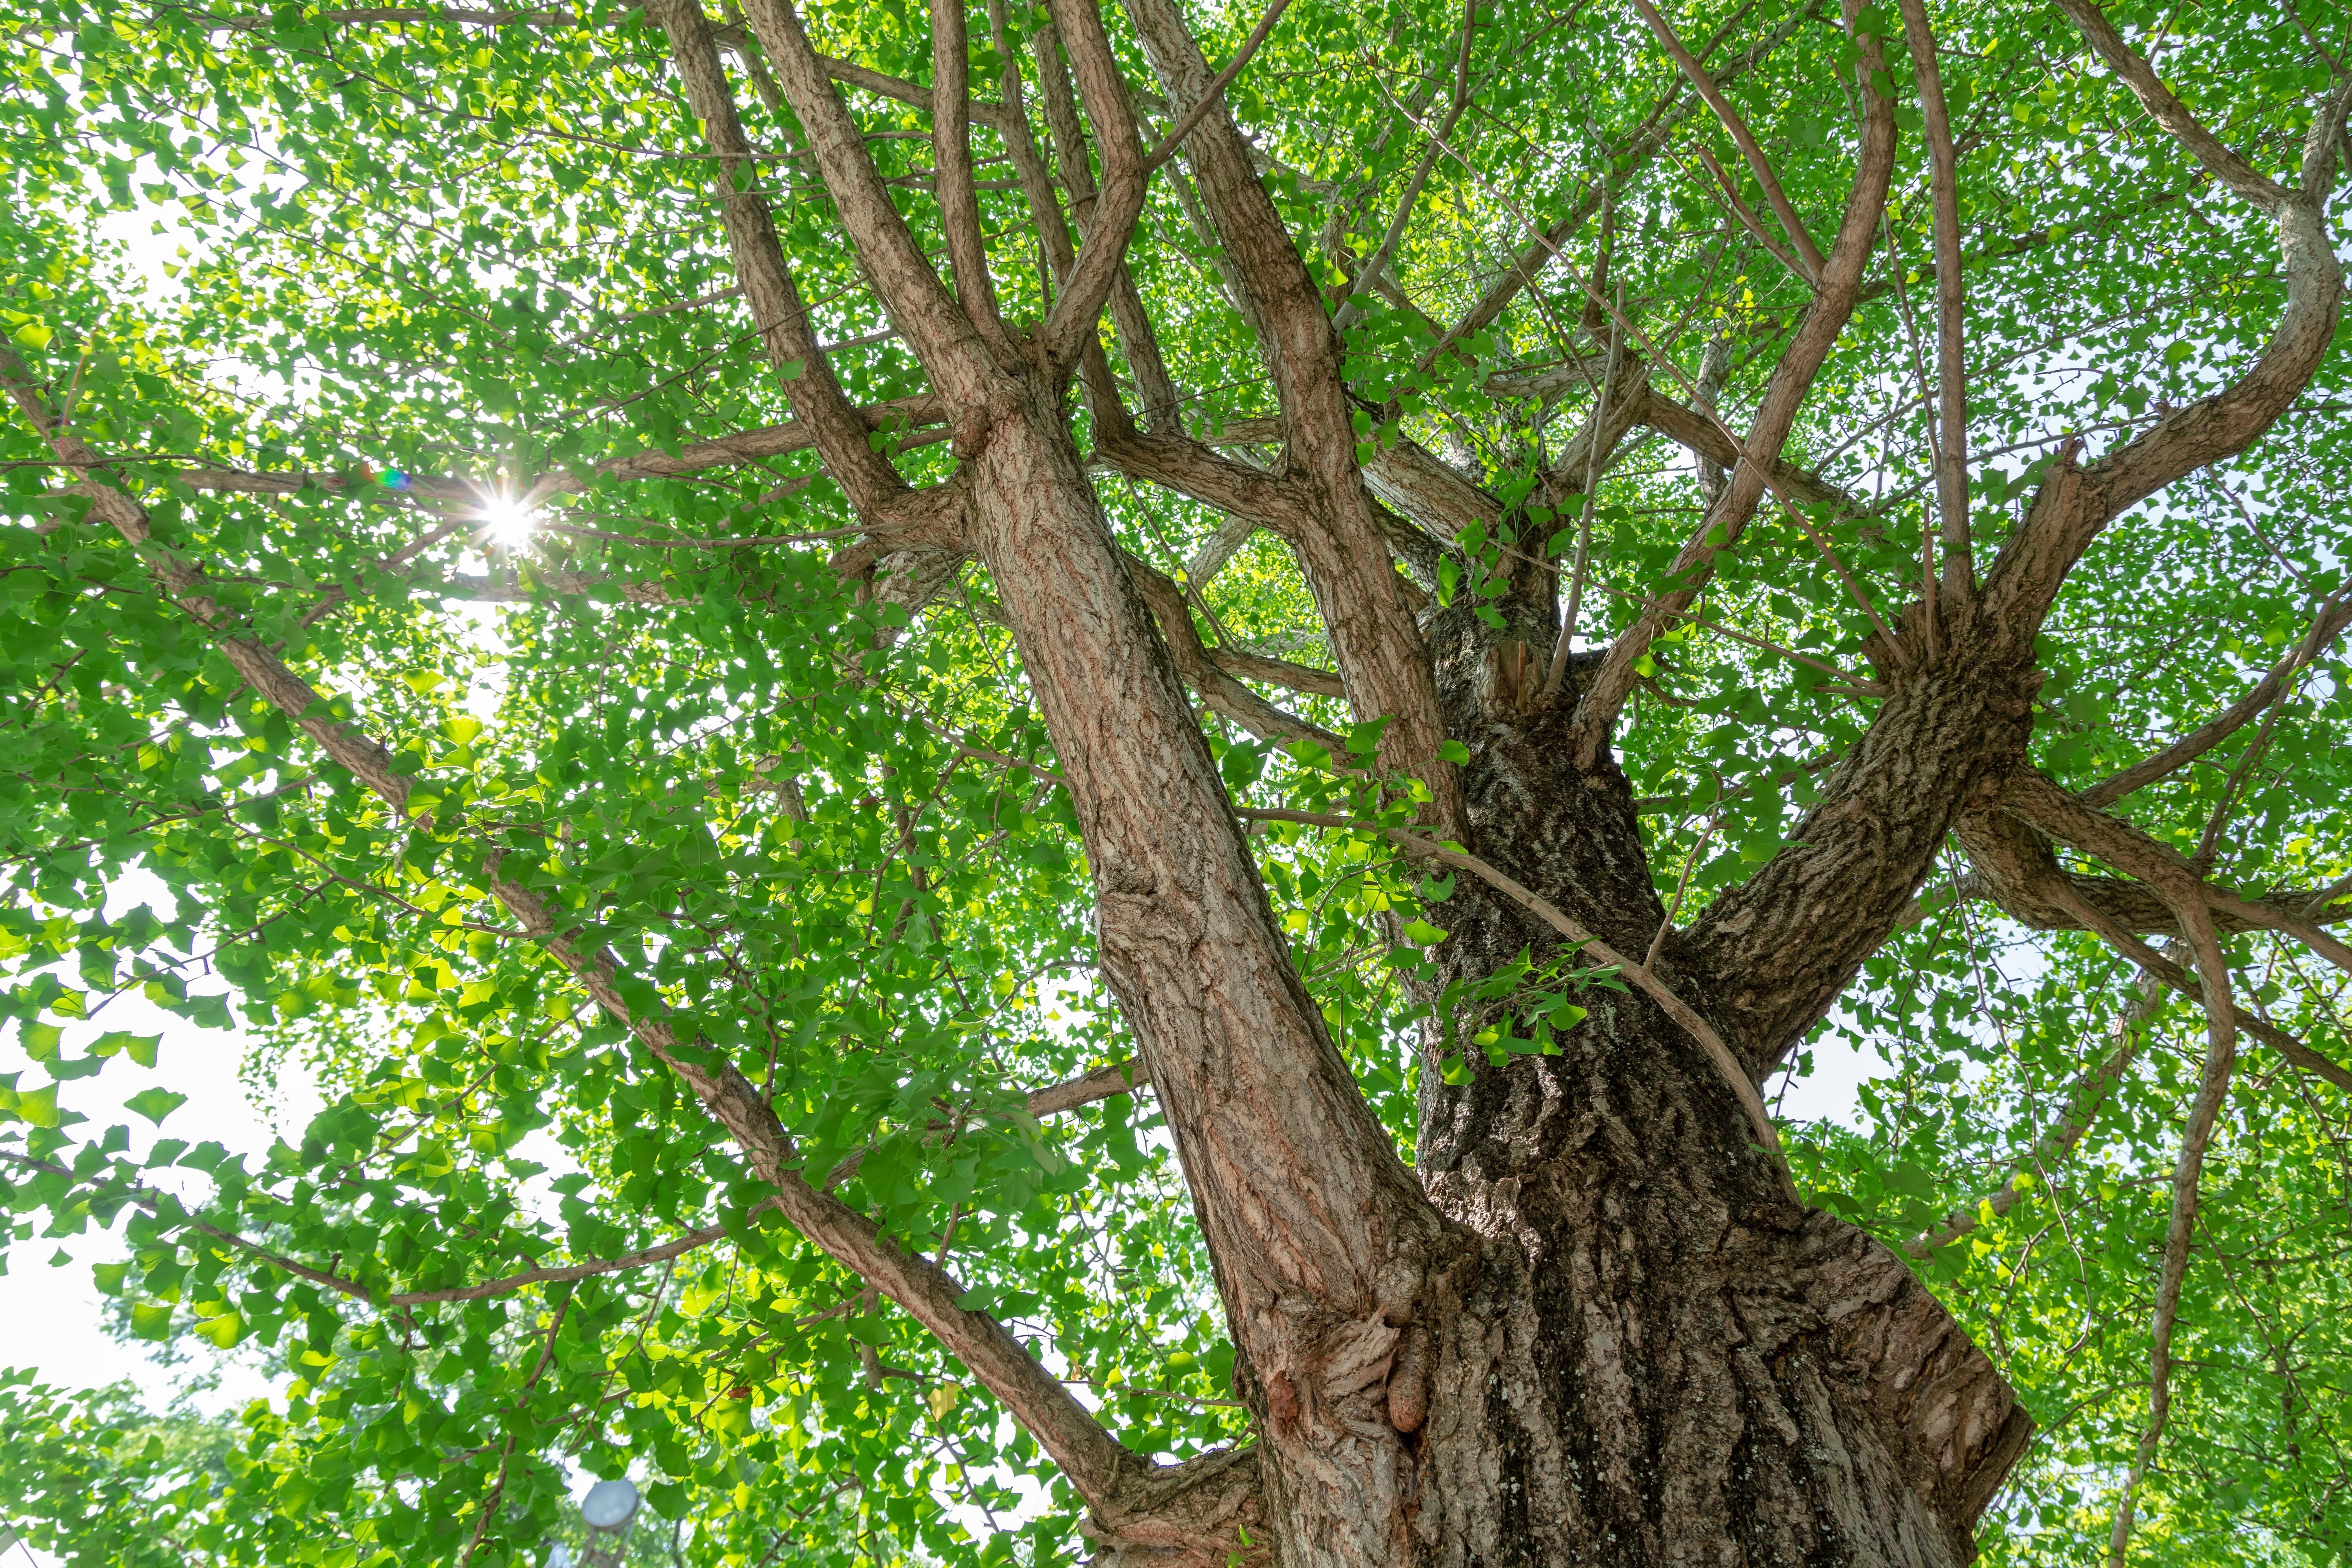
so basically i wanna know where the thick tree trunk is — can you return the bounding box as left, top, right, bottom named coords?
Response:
left=1412, top=997, right=2029, bottom=1566
left=1394, top=687, right=2029, bottom=1566
left=973, top=396, right=2030, bottom=1564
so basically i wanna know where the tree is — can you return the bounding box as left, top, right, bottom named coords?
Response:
left=0, top=0, right=2348, bottom=1560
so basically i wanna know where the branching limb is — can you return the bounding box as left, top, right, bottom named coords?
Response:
left=1569, top=36, right=1898, bottom=763
left=1123, top=0, right=1461, bottom=837
left=1952, top=807, right=2352, bottom=942
left=1026, top=1058, right=1152, bottom=1116
left=1688, top=142, right=1816, bottom=287
left=2080, top=588, right=2352, bottom=808
left=1036, top=0, right=1152, bottom=368
left=1633, top=383, right=1878, bottom=523
left=655, top=2, right=938, bottom=518
left=2039, top=882, right=2352, bottom=1094
left=1630, top=0, right=1823, bottom=281
left=1977, top=38, right=2350, bottom=638
left=929, top=0, right=1015, bottom=359
left=728, top=0, right=994, bottom=394
left=1997, top=769, right=2352, bottom=975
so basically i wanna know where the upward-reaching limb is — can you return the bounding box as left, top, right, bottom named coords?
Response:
left=1568, top=14, right=1899, bottom=766
left=1977, top=24, right=2350, bottom=643
left=1122, top=0, right=1463, bottom=833
left=1667, top=24, right=2348, bottom=1074
left=732, top=0, right=996, bottom=395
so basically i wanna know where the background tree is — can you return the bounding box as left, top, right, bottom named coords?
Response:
left=1, top=0, right=2348, bottom=1562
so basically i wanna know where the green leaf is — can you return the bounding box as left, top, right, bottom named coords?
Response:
left=124, top=1087, right=188, bottom=1125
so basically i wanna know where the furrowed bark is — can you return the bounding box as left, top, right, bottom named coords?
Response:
left=962, top=376, right=1442, bottom=1568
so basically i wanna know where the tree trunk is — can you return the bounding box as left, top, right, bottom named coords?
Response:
left=968, top=392, right=2030, bottom=1565
left=1412, top=985, right=2029, bottom=1568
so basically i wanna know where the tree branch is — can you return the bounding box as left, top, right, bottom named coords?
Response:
left=2080, top=588, right=2352, bottom=808
left=1976, top=54, right=2349, bottom=641
left=1895, top=0, right=1974, bottom=597
left=1570, top=23, right=1899, bottom=764
left=1633, top=383, right=1878, bottom=523
left=1630, top=0, right=1824, bottom=281
left=929, top=0, right=1014, bottom=359
left=0, top=378, right=1157, bottom=1525
left=727, top=0, right=994, bottom=394
left=1036, top=0, right=1152, bottom=370
left=1996, top=769, right=2352, bottom=975
left=654, top=1, right=937, bottom=517
left=1128, top=559, right=1349, bottom=753
left=1123, top=0, right=1462, bottom=834
left=2105, top=891, right=2234, bottom=1568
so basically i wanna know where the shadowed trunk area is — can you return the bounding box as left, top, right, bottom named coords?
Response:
left=1400, top=688, right=2031, bottom=1566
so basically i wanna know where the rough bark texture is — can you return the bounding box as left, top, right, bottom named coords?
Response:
left=1382, top=628, right=2029, bottom=1568
left=633, top=6, right=2332, bottom=1564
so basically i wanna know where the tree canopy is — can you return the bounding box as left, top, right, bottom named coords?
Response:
left=0, top=0, right=2348, bottom=1562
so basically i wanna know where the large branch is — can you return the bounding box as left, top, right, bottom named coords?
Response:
left=727, top=0, right=994, bottom=395
left=1993, top=769, right=2352, bottom=973
left=1950, top=805, right=2350, bottom=942
left=0, top=379, right=1180, bottom=1530
left=929, top=0, right=1014, bottom=359
left=1123, top=0, right=1463, bottom=835
left=655, top=2, right=933, bottom=518
left=1035, top=0, right=1152, bottom=369
left=1569, top=26, right=1899, bottom=764
left=1975, top=41, right=2350, bottom=641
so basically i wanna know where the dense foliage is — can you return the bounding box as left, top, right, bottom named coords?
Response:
left=0, top=0, right=2347, bottom=1561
